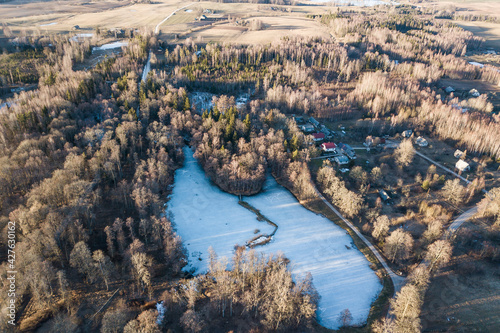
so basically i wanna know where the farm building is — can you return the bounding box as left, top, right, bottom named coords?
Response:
left=337, top=143, right=356, bottom=159
left=456, top=160, right=470, bottom=172
left=312, top=133, right=325, bottom=142
left=415, top=136, right=428, bottom=147
left=321, top=142, right=337, bottom=153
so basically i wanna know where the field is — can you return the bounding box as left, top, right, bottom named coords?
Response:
left=457, top=21, right=500, bottom=49
left=179, top=15, right=330, bottom=44
left=0, top=0, right=187, bottom=34
left=0, top=0, right=335, bottom=43
left=168, top=147, right=383, bottom=330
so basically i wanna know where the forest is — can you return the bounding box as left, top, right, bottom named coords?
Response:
left=0, top=3, right=499, bottom=332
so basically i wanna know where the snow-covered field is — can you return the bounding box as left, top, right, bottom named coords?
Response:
left=167, top=149, right=275, bottom=265
left=167, top=148, right=382, bottom=329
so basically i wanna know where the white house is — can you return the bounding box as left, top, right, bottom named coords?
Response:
left=456, top=160, right=470, bottom=172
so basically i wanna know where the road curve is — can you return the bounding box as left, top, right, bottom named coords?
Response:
left=448, top=206, right=478, bottom=233
left=155, top=3, right=195, bottom=34
left=311, top=185, right=406, bottom=293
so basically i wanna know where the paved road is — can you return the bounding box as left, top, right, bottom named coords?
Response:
left=311, top=185, right=407, bottom=294
left=155, top=3, right=195, bottom=34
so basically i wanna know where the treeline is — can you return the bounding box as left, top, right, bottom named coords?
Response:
left=350, top=71, right=500, bottom=158
left=190, top=94, right=318, bottom=197
left=142, top=248, right=317, bottom=332
left=0, top=31, right=189, bottom=331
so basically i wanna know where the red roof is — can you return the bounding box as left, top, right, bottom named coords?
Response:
left=321, top=142, right=336, bottom=149
left=313, top=133, right=325, bottom=139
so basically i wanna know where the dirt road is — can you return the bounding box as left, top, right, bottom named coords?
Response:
left=311, top=185, right=406, bottom=293
left=155, top=3, right=195, bottom=34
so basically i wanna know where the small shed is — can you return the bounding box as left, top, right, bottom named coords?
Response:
left=456, top=160, right=470, bottom=172
left=379, top=190, right=392, bottom=202
left=416, top=136, right=428, bottom=147
left=469, top=89, right=480, bottom=97
left=402, top=130, right=412, bottom=138
left=445, top=86, right=455, bottom=94
left=454, top=150, right=464, bottom=159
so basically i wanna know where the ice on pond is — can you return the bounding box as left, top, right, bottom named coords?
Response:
left=167, top=147, right=383, bottom=329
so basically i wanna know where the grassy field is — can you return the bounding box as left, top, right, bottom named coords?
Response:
left=456, top=21, right=500, bottom=49
left=1, top=0, right=334, bottom=43
left=1, top=0, right=187, bottom=34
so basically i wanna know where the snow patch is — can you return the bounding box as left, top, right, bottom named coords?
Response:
left=156, top=302, right=165, bottom=324
left=469, top=61, right=484, bottom=68
left=40, top=22, right=58, bottom=27
left=167, top=148, right=383, bottom=329
left=92, top=41, right=128, bottom=52
left=69, top=33, right=93, bottom=42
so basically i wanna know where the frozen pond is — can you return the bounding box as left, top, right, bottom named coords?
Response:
left=167, top=148, right=382, bottom=329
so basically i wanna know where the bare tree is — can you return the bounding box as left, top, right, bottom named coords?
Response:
left=372, top=317, right=395, bottom=333
left=442, top=179, right=465, bottom=205
left=372, top=215, right=390, bottom=241
left=384, top=229, right=414, bottom=263
left=426, top=240, right=453, bottom=273
left=180, top=309, right=204, bottom=333
left=390, top=284, right=422, bottom=333
left=395, top=139, right=414, bottom=168
left=338, top=308, right=353, bottom=327
left=69, top=241, right=95, bottom=283
left=101, top=308, right=131, bottom=333
left=422, top=220, right=443, bottom=243
left=93, top=250, right=115, bottom=291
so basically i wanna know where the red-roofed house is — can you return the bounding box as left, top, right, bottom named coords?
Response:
left=320, top=142, right=336, bottom=153
left=312, top=133, right=325, bottom=142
